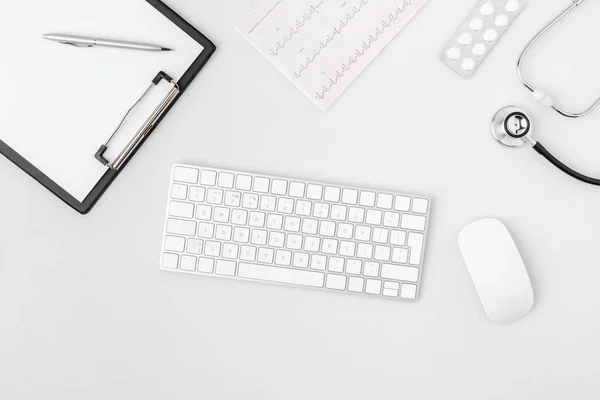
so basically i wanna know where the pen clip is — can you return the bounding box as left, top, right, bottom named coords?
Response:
left=59, top=41, right=94, bottom=48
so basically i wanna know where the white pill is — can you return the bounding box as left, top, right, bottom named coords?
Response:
left=458, top=32, right=472, bottom=45
left=472, top=43, right=486, bottom=56
left=447, top=47, right=461, bottom=60
left=484, top=28, right=498, bottom=42
left=461, top=58, right=476, bottom=71
left=480, top=3, right=494, bottom=16
left=506, top=0, right=520, bottom=12
left=469, top=17, right=483, bottom=31
left=495, top=14, right=509, bottom=27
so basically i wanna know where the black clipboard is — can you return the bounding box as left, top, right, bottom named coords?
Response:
left=0, top=0, right=215, bottom=215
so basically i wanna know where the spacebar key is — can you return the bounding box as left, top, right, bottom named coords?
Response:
left=238, top=263, right=325, bottom=288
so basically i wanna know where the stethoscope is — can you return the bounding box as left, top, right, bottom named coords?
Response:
left=491, top=0, right=600, bottom=186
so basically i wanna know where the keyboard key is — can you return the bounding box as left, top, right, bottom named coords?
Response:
left=355, top=226, right=371, bottom=241
left=375, top=246, right=391, bottom=262
left=348, top=207, right=365, bottom=223
left=326, top=274, right=347, bottom=290
left=408, top=233, right=424, bottom=266
left=266, top=214, right=283, bottom=230
left=197, top=257, right=215, bottom=273
left=207, top=189, right=224, bottom=205
left=236, top=175, right=252, bottom=191
left=319, top=221, right=336, bottom=237
left=271, top=179, right=288, bottom=195
left=218, top=172, right=235, bottom=189
left=383, top=212, right=400, bottom=228
left=401, top=284, right=418, bottom=300
left=169, top=201, right=194, bottom=218
left=286, top=234, right=303, bottom=250
left=254, top=177, right=270, bottom=193
left=198, top=223, right=214, bottom=239
left=306, top=184, right=323, bottom=200
left=359, top=191, right=376, bottom=207
left=366, top=209, right=382, bottom=225
left=216, top=225, right=232, bottom=241
left=363, top=262, right=380, bottom=277
left=162, top=253, right=179, bottom=269
left=284, top=216, right=301, bottom=232
left=348, top=277, right=365, bottom=293
left=324, top=187, right=341, bottom=202
left=346, top=260, right=362, bottom=275
left=260, top=196, right=277, bottom=212
left=339, top=241, right=356, bottom=257
left=390, top=230, right=407, bottom=246
left=275, top=250, right=292, bottom=266
left=293, top=252, right=310, bottom=268
left=213, top=207, right=230, bottom=223
left=258, top=248, right=274, bottom=264
left=196, top=205, right=212, bottom=221
left=377, top=194, right=394, bottom=209
left=240, top=246, right=257, bottom=262
left=289, top=182, right=305, bottom=198
left=295, top=200, right=312, bottom=217
left=216, top=260, right=237, bottom=276
left=242, top=193, right=259, bottom=209
left=381, top=264, right=419, bottom=282
left=302, top=219, right=319, bottom=235
left=204, top=241, right=221, bottom=257
left=223, top=243, right=239, bottom=259
left=328, top=257, right=344, bottom=273
left=342, top=189, right=358, bottom=205
left=383, top=287, right=399, bottom=298
left=304, top=236, right=321, bottom=252
left=412, top=198, right=429, bottom=214
left=224, top=191, right=241, bottom=207
left=231, top=209, right=248, bottom=225
left=238, top=263, right=325, bottom=287
left=366, top=279, right=382, bottom=295
left=171, top=184, right=188, bottom=200
left=180, top=255, right=197, bottom=272
left=313, top=203, right=329, bottom=218
left=311, top=255, right=327, bottom=270
left=322, top=239, right=338, bottom=255
left=234, top=227, right=250, bottom=243
left=269, top=232, right=285, bottom=248
left=337, top=223, right=353, bottom=239
left=167, top=219, right=196, bottom=236
left=251, top=230, right=268, bottom=246
left=331, top=205, right=347, bottom=221
left=200, top=170, right=217, bottom=186
left=249, top=211, right=266, bottom=228
left=392, top=248, right=409, bottom=264
left=164, top=235, right=185, bottom=252
left=401, top=214, right=427, bottom=231
left=173, top=166, right=198, bottom=184
left=186, top=238, right=203, bottom=254
left=372, top=228, right=389, bottom=244
left=278, top=198, right=294, bottom=214
left=394, top=196, right=411, bottom=212
left=357, top=243, right=373, bottom=259
left=189, top=186, right=206, bottom=202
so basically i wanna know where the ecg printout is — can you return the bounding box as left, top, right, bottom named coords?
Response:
left=236, top=0, right=429, bottom=110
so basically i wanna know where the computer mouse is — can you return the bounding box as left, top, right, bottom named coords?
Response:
left=458, top=218, right=534, bottom=324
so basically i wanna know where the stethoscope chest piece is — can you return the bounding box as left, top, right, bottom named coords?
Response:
left=492, top=106, right=535, bottom=147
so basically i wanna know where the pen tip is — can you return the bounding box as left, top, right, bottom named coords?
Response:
left=162, top=47, right=173, bottom=51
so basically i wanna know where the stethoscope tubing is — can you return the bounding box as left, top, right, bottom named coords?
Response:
left=533, top=142, right=600, bottom=186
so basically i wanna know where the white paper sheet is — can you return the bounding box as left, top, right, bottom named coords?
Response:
left=236, top=0, right=429, bottom=110
left=0, top=0, right=203, bottom=202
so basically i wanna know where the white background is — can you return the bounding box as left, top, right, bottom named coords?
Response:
left=2, top=0, right=600, bottom=399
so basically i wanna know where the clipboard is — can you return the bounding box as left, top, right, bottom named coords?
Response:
left=0, top=0, right=215, bottom=214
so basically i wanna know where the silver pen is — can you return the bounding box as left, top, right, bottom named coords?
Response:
left=42, top=33, right=172, bottom=52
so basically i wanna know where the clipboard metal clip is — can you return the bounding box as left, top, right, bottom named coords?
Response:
left=95, top=71, right=180, bottom=170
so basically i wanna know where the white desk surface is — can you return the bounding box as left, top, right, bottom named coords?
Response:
left=2, top=1, right=600, bottom=399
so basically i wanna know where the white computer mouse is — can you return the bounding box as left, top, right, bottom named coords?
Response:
left=458, top=218, right=534, bottom=324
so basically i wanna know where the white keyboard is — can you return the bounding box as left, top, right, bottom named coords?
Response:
left=160, top=165, right=432, bottom=301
